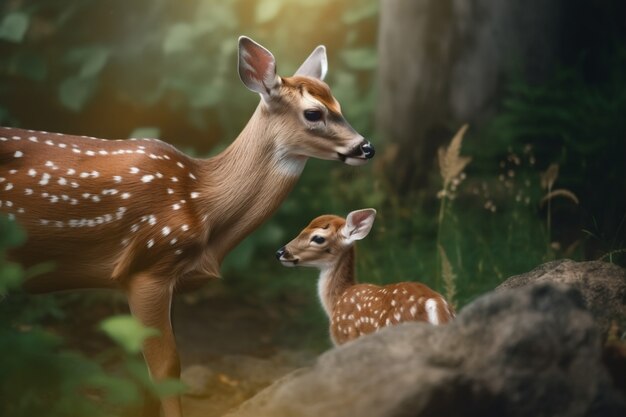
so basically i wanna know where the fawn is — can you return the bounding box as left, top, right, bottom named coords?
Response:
left=276, top=209, right=454, bottom=345
left=0, top=37, right=374, bottom=416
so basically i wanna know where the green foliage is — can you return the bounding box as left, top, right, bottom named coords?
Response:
left=0, top=217, right=184, bottom=416
left=100, top=315, right=160, bottom=354
left=0, top=0, right=377, bottom=139
left=0, top=12, right=29, bottom=43
left=474, top=49, right=626, bottom=260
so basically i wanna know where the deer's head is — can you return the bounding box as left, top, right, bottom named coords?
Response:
left=238, top=37, right=375, bottom=169
left=276, top=209, right=377, bottom=268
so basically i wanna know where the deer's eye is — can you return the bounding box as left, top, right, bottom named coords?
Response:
left=311, top=235, right=326, bottom=244
left=304, top=109, right=323, bottom=122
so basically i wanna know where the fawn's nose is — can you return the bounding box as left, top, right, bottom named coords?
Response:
left=361, top=141, right=375, bottom=159
left=276, top=247, right=287, bottom=260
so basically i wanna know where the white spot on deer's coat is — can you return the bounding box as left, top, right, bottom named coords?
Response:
left=141, top=175, right=154, bottom=183
left=393, top=312, right=401, bottom=322
left=189, top=192, right=200, bottom=199
left=147, top=239, right=154, bottom=248
left=72, top=148, right=81, bottom=154
left=162, top=226, right=171, bottom=236
left=181, top=224, right=189, bottom=231
left=172, top=203, right=181, bottom=210
left=85, top=150, right=95, bottom=156
left=67, top=168, right=76, bottom=175
left=131, top=224, right=140, bottom=232
left=121, top=192, right=130, bottom=199
left=189, top=173, right=197, bottom=180
left=425, top=299, right=440, bottom=325
left=171, top=177, right=178, bottom=182
left=39, top=173, right=51, bottom=185
left=14, top=151, right=23, bottom=158
left=410, top=305, right=418, bottom=318
left=170, top=238, right=177, bottom=245
left=28, top=136, right=38, bottom=142
left=148, top=215, right=156, bottom=225
left=58, top=177, right=67, bottom=186
left=129, top=167, right=139, bottom=174
left=167, top=188, right=174, bottom=195
left=4, top=183, right=12, bottom=191
left=176, top=162, right=184, bottom=169
left=58, top=143, right=67, bottom=148
left=113, top=176, right=122, bottom=183
left=175, top=249, right=183, bottom=255
left=24, top=188, right=33, bottom=195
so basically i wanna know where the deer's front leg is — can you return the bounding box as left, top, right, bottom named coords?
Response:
left=127, top=273, right=182, bottom=417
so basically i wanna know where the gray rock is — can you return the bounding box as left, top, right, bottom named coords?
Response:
left=225, top=283, right=625, bottom=417
left=496, top=259, right=626, bottom=339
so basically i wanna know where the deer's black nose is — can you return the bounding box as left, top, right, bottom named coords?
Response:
left=361, top=141, right=375, bottom=159
left=276, top=247, right=286, bottom=260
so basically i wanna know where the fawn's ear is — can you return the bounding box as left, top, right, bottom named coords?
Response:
left=294, top=45, right=328, bottom=80
left=238, top=36, right=281, bottom=101
left=341, top=209, right=377, bottom=243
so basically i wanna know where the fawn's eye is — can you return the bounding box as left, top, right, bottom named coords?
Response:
left=311, top=235, right=326, bottom=244
left=304, top=109, right=323, bottom=122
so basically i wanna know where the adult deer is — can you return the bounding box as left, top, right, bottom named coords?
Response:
left=0, top=37, right=374, bottom=416
left=276, top=209, right=454, bottom=345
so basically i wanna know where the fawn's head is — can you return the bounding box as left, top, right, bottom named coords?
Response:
left=276, top=209, right=376, bottom=268
left=238, top=37, right=374, bottom=169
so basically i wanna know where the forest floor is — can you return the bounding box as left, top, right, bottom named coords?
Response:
left=54, top=280, right=324, bottom=417
left=174, top=283, right=320, bottom=417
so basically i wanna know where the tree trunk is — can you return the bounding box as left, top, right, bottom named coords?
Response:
left=377, top=0, right=565, bottom=192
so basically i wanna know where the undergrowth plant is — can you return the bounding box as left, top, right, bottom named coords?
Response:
left=0, top=216, right=184, bottom=417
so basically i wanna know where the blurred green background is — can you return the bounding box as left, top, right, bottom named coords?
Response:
left=0, top=0, right=624, bottom=415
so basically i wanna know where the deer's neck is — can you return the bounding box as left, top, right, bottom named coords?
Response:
left=196, top=104, right=306, bottom=265
left=317, top=247, right=357, bottom=319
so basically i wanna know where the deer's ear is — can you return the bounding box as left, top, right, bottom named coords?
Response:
left=341, top=209, right=376, bottom=243
left=238, top=36, right=281, bottom=100
left=294, top=45, right=328, bottom=80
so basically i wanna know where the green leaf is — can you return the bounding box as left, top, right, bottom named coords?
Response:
left=342, top=2, right=379, bottom=24
left=129, top=127, right=161, bottom=139
left=163, top=23, right=194, bottom=54
left=99, top=315, right=159, bottom=354
left=341, top=48, right=378, bottom=70
left=255, top=0, right=283, bottom=24
left=0, top=216, right=27, bottom=248
left=79, top=48, right=110, bottom=78
left=12, top=52, right=47, bottom=81
left=0, top=262, right=23, bottom=293
left=58, top=76, right=97, bottom=111
left=0, top=12, right=29, bottom=43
